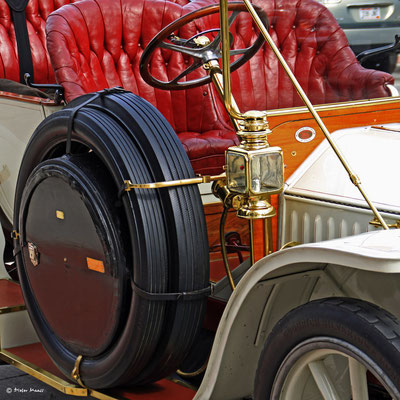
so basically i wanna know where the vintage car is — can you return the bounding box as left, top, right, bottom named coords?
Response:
left=0, top=0, right=400, bottom=399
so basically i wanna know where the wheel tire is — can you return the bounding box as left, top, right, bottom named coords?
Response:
left=14, top=91, right=209, bottom=388
left=254, top=297, right=400, bottom=399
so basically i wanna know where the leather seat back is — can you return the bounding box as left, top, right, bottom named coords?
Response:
left=46, top=0, right=229, bottom=137
left=0, top=0, right=73, bottom=83
left=228, top=0, right=393, bottom=110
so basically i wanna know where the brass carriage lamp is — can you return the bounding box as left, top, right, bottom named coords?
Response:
left=225, top=111, right=285, bottom=219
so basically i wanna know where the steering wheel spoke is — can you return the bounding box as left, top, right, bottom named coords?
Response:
left=159, top=40, right=204, bottom=59
left=169, top=59, right=204, bottom=84
left=140, top=2, right=268, bottom=90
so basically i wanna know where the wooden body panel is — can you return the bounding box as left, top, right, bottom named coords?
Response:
left=267, top=98, right=400, bottom=178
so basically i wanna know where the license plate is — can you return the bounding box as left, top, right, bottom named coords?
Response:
left=359, top=7, right=381, bottom=20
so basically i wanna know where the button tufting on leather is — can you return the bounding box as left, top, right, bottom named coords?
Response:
left=43, top=0, right=395, bottom=175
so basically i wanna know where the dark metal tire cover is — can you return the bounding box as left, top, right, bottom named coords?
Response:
left=20, top=155, right=129, bottom=358
left=14, top=91, right=209, bottom=388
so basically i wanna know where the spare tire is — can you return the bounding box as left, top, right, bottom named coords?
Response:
left=14, top=90, right=209, bottom=388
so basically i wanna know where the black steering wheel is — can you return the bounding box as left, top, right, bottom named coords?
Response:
left=140, top=2, right=268, bottom=90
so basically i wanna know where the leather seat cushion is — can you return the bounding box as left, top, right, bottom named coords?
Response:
left=179, top=128, right=238, bottom=175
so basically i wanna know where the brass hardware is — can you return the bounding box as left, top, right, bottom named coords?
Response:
left=212, top=179, right=238, bottom=209
left=124, top=173, right=225, bottom=190
left=233, top=0, right=389, bottom=230
left=220, top=206, right=236, bottom=291
left=369, top=217, right=400, bottom=229
left=28, top=242, right=39, bottom=267
left=371, top=125, right=400, bottom=133
left=240, top=110, right=269, bottom=133
left=71, top=355, right=86, bottom=388
left=177, top=360, right=208, bottom=377
left=219, top=0, right=245, bottom=121
left=193, top=35, right=211, bottom=47
left=11, top=230, right=19, bottom=240
left=264, top=216, right=273, bottom=255
left=0, top=349, right=87, bottom=396
left=207, top=60, right=242, bottom=131
left=237, top=196, right=276, bottom=219
left=56, top=210, right=65, bottom=220
left=0, top=304, right=26, bottom=314
left=265, top=97, right=400, bottom=118
left=249, top=219, right=255, bottom=265
left=280, top=241, right=301, bottom=250
left=236, top=110, right=271, bottom=150
left=350, top=173, right=361, bottom=186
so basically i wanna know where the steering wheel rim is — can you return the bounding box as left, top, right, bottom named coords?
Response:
left=139, top=2, right=268, bottom=90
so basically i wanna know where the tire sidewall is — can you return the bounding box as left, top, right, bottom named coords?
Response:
left=254, top=298, right=400, bottom=399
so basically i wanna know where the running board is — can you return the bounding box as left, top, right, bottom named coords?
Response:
left=0, top=343, right=196, bottom=399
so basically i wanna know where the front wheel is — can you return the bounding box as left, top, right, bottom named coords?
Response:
left=254, top=298, right=400, bottom=399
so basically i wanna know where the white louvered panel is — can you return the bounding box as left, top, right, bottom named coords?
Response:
left=281, top=195, right=400, bottom=247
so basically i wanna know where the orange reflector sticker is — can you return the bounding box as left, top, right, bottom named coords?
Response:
left=86, top=257, right=105, bottom=273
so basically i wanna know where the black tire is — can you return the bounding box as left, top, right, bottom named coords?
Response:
left=254, top=298, right=400, bottom=399
left=14, top=91, right=209, bottom=388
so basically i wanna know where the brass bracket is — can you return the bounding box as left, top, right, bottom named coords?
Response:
left=280, top=241, right=301, bottom=250
left=350, top=173, right=361, bottom=186
left=369, top=217, right=400, bottom=229
left=124, top=173, right=225, bottom=191
left=71, top=355, right=86, bottom=388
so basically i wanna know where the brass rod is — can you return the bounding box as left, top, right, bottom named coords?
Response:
left=264, top=216, right=273, bottom=256
left=219, top=0, right=245, bottom=120
left=125, top=173, right=225, bottom=190
left=220, top=207, right=236, bottom=291
left=249, top=220, right=255, bottom=265
left=209, top=61, right=242, bottom=131
left=241, top=0, right=389, bottom=230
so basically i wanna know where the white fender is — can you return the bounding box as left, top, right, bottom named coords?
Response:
left=195, top=229, right=400, bottom=400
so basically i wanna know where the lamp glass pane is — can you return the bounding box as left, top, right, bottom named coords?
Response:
left=227, top=152, right=247, bottom=193
left=250, top=152, right=283, bottom=194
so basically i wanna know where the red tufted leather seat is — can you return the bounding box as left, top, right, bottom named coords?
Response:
left=227, top=0, right=395, bottom=111
left=46, top=0, right=237, bottom=175
left=46, top=0, right=394, bottom=174
left=0, top=0, right=75, bottom=83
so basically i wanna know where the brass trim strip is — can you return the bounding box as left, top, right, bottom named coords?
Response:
left=0, top=349, right=88, bottom=396
left=89, top=390, right=126, bottom=400
left=220, top=207, right=236, bottom=291
left=125, top=173, right=225, bottom=190
left=249, top=220, right=255, bottom=265
left=0, top=304, right=26, bottom=314
left=265, top=96, right=400, bottom=118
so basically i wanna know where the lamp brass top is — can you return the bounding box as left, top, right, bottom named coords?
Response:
left=241, top=110, right=269, bottom=132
